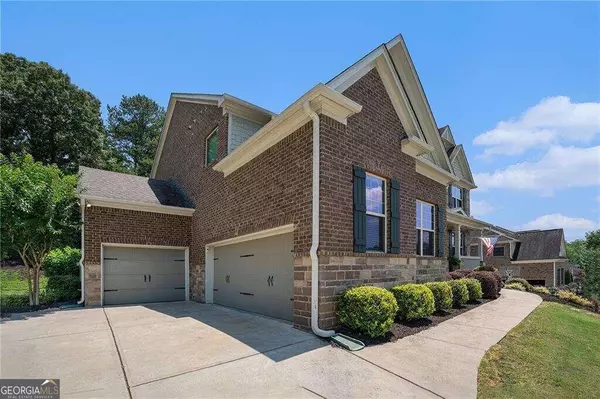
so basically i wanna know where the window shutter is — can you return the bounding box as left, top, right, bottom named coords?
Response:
left=447, top=185, right=453, bottom=207
left=436, top=205, right=445, bottom=257
left=390, top=179, right=400, bottom=254
left=353, top=166, right=367, bottom=253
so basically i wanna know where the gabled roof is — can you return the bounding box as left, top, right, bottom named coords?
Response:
left=327, top=34, right=455, bottom=181
left=448, top=144, right=477, bottom=189
left=512, top=229, right=566, bottom=261
left=79, top=167, right=194, bottom=214
left=150, top=93, right=275, bottom=178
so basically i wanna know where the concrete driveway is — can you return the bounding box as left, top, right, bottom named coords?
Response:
left=1, top=302, right=436, bottom=398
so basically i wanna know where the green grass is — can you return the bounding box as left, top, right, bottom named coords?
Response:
left=478, top=302, right=600, bottom=399
left=0, top=269, right=48, bottom=293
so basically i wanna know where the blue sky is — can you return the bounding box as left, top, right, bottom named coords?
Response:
left=3, top=2, right=599, bottom=240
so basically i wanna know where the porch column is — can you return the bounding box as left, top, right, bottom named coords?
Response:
left=479, top=229, right=484, bottom=262
left=457, top=224, right=462, bottom=260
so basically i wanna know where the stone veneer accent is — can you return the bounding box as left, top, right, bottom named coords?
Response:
left=293, top=253, right=447, bottom=329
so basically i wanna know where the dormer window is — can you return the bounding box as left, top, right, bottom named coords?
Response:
left=450, top=185, right=463, bottom=209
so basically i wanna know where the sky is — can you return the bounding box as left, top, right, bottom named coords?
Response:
left=2, top=1, right=599, bottom=241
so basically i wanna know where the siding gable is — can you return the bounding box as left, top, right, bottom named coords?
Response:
left=228, top=114, right=265, bottom=153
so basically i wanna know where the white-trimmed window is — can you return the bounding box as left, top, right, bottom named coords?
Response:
left=416, top=200, right=435, bottom=256
left=469, top=244, right=479, bottom=257
left=450, top=185, right=463, bottom=209
left=205, top=127, right=218, bottom=165
left=365, top=174, right=386, bottom=252
left=493, top=245, right=505, bottom=257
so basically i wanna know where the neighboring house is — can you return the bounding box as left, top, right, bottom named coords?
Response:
left=77, top=34, right=563, bottom=334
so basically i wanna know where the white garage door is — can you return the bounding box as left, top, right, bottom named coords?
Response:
left=214, top=233, right=294, bottom=321
left=103, top=247, right=186, bottom=305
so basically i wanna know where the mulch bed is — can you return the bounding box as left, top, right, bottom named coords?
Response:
left=338, top=298, right=493, bottom=346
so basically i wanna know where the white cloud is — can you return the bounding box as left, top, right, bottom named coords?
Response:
left=473, top=145, right=600, bottom=195
left=473, top=96, right=600, bottom=157
left=470, top=200, right=494, bottom=218
left=522, top=213, right=598, bottom=240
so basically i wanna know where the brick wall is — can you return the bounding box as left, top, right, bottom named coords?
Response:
left=155, top=101, right=314, bottom=303
left=518, top=263, right=555, bottom=287
left=83, top=207, right=191, bottom=305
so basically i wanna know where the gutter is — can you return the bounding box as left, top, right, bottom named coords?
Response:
left=77, top=198, right=85, bottom=304
left=304, top=101, right=336, bottom=338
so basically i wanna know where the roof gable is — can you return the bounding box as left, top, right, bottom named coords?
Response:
left=448, top=145, right=476, bottom=188
left=513, top=229, right=566, bottom=261
left=327, top=35, right=453, bottom=175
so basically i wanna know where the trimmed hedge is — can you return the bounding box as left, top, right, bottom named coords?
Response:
left=464, top=278, right=483, bottom=301
left=447, top=279, right=469, bottom=307
left=505, top=278, right=533, bottom=292
left=338, top=286, right=399, bottom=338
left=424, top=281, right=453, bottom=312
left=469, top=271, right=499, bottom=299
left=505, top=282, right=526, bottom=291
left=447, top=269, right=473, bottom=280
left=390, top=284, right=435, bottom=320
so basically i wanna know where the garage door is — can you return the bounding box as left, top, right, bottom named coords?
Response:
left=103, top=247, right=186, bottom=305
left=214, top=233, right=293, bottom=321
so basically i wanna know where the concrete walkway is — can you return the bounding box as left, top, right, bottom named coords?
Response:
left=355, top=289, right=542, bottom=398
left=0, top=290, right=540, bottom=399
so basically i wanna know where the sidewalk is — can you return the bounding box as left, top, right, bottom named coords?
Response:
left=354, top=289, right=542, bottom=398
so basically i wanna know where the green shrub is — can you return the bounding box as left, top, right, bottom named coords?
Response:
left=534, top=286, right=550, bottom=295
left=505, top=278, right=533, bottom=292
left=424, top=282, right=453, bottom=312
left=43, top=247, right=81, bottom=301
left=464, top=278, right=483, bottom=301
left=390, top=284, right=435, bottom=320
left=470, top=271, right=500, bottom=299
left=447, top=279, right=469, bottom=307
left=338, top=286, right=399, bottom=338
left=505, top=282, right=526, bottom=291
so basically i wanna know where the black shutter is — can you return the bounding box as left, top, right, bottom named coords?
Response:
left=390, top=179, right=400, bottom=254
left=447, top=185, right=453, bottom=208
left=436, top=205, right=445, bottom=257
left=353, top=166, right=366, bottom=253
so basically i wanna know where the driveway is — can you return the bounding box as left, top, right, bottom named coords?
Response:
left=0, top=290, right=541, bottom=398
left=1, top=302, right=434, bottom=398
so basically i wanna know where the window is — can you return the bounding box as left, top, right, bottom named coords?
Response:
left=416, top=200, right=435, bottom=256
left=493, top=245, right=505, bottom=257
left=205, top=128, right=218, bottom=165
left=469, top=244, right=479, bottom=257
left=365, top=174, right=386, bottom=252
left=450, top=185, right=463, bottom=209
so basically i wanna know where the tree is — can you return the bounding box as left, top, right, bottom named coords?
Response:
left=567, top=230, right=600, bottom=299
left=0, top=154, right=80, bottom=305
left=106, top=95, right=165, bottom=176
left=0, top=53, right=105, bottom=173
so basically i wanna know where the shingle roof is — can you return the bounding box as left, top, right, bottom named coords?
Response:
left=513, top=229, right=565, bottom=261
left=79, top=167, right=193, bottom=208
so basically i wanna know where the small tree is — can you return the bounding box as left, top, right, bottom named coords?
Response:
left=0, top=154, right=79, bottom=305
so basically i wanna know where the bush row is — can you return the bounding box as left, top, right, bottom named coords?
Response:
left=447, top=269, right=503, bottom=299
left=338, top=278, right=484, bottom=338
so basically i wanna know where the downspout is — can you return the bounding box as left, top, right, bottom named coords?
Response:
left=77, top=198, right=85, bottom=304
left=304, top=101, right=336, bottom=338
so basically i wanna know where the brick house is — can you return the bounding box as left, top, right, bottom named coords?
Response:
left=78, top=34, right=565, bottom=334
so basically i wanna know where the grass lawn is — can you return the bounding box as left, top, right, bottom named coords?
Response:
left=0, top=269, right=48, bottom=304
left=478, top=302, right=600, bottom=398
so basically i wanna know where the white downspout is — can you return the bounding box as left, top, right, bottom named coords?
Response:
left=77, top=199, right=85, bottom=304
left=553, top=261, right=556, bottom=288
left=304, top=101, right=336, bottom=338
